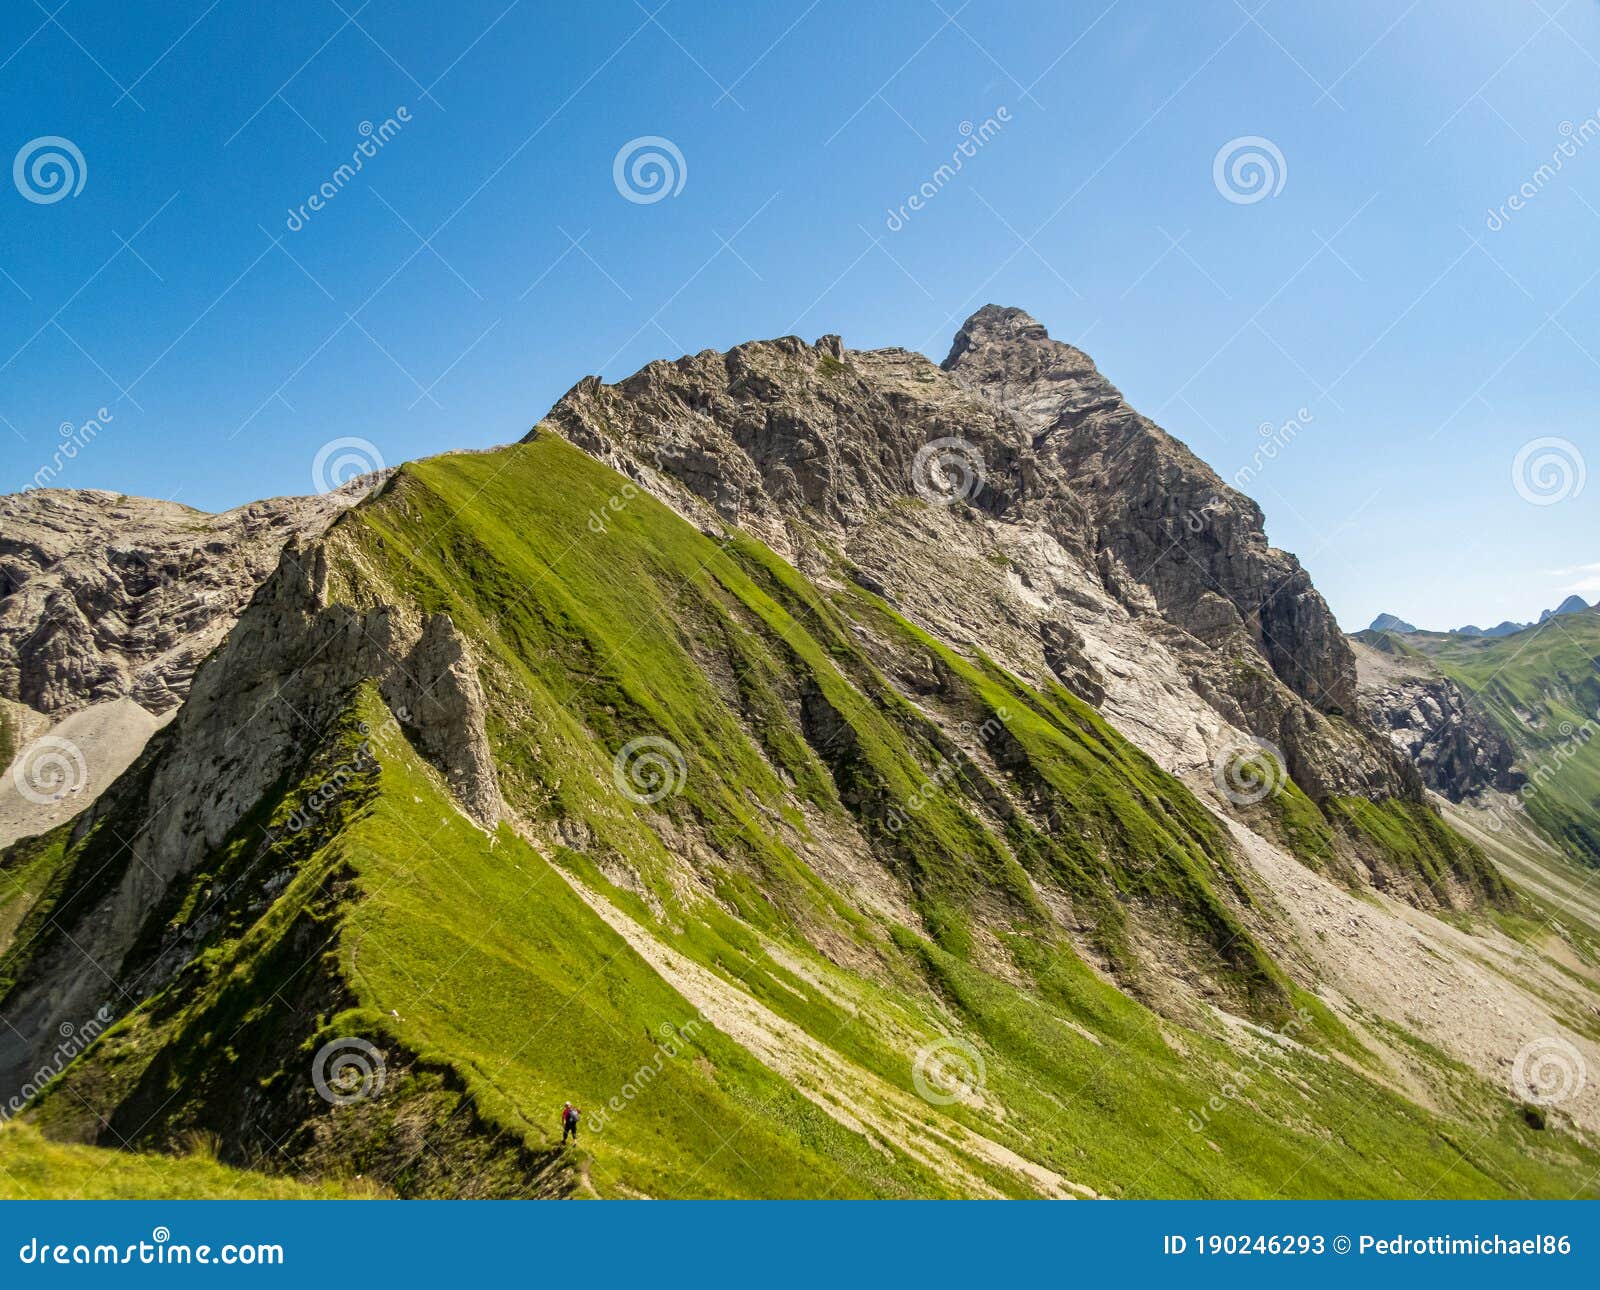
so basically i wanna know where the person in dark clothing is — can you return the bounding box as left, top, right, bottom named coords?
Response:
left=561, top=1101, right=580, bottom=1144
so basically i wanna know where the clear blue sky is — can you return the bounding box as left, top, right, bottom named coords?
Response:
left=2, top=0, right=1597, bottom=631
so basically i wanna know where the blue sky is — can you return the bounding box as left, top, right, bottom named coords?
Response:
left=1, top=0, right=1597, bottom=631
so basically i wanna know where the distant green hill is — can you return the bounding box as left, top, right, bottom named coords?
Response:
left=1411, top=612, right=1600, bottom=866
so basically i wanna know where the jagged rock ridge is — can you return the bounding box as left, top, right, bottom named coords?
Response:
left=540, top=304, right=1413, bottom=805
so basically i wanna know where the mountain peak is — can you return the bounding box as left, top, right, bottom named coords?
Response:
left=939, top=303, right=1123, bottom=436
left=1368, top=613, right=1418, bottom=634
left=942, top=303, right=1049, bottom=361
left=1542, top=594, right=1590, bottom=621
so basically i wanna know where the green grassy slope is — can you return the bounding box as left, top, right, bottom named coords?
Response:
left=0, top=1123, right=367, bottom=1199
left=7, top=437, right=1598, bottom=1198
left=1414, top=614, right=1600, bottom=866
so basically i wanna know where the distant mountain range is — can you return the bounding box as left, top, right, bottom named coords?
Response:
left=1365, top=595, right=1592, bottom=638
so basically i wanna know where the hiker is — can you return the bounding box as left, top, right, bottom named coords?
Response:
left=561, top=1101, right=580, bottom=1144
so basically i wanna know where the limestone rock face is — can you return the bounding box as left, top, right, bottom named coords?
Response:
left=940, top=305, right=1360, bottom=721
left=538, top=305, right=1412, bottom=803
left=0, top=527, right=503, bottom=1093
left=1351, top=636, right=1525, bottom=802
left=0, top=482, right=384, bottom=718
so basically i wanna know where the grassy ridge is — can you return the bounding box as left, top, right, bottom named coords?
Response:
left=9, top=437, right=1599, bottom=1198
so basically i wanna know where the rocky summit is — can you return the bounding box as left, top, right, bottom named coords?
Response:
left=0, top=307, right=1597, bottom=1200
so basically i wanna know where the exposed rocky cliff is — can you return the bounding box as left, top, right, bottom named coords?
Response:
left=1350, top=634, right=1525, bottom=802
left=0, top=514, right=503, bottom=1099
left=0, top=483, right=385, bottom=718
left=0, top=482, right=386, bottom=847
left=540, top=305, right=1412, bottom=805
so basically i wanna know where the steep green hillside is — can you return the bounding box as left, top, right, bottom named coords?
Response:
left=7, top=438, right=1597, bottom=1198
left=1418, top=614, right=1600, bottom=866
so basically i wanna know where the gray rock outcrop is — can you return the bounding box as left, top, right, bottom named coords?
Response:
left=539, top=304, right=1413, bottom=804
